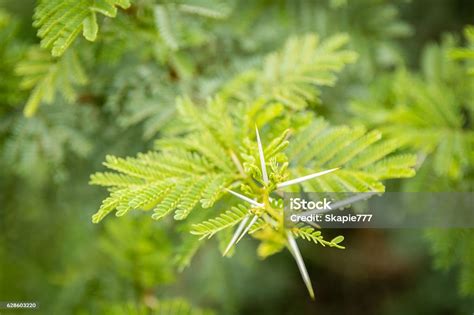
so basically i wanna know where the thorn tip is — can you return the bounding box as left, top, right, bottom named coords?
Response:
left=223, top=215, right=250, bottom=256
left=277, top=168, right=339, bottom=189
left=287, top=232, right=315, bottom=299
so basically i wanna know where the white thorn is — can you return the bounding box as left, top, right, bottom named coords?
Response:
left=225, top=188, right=264, bottom=207
left=287, top=231, right=315, bottom=299
left=223, top=215, right=249, bottom=256
left=236, top=215, right=259, bottom=244
left=262, top=213, right=278, bottom=227
left=277, top=168, right=339, bottom=188
left=255, top=125, right=269, bottom=184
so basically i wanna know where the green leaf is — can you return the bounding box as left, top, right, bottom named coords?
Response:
left=190, top=204, right=249, bottom=239
left=16, top=47, right=87, bottom=116
left=33, top=0, right=131, bottom=56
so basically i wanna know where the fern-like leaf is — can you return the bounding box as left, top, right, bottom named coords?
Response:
left=34, top=0, right=131, bottom=56
left=90, top=34, right=416, bottom=291
left=16, top=47, right=87, bottom=116
left=351, top=39, right=474, bottom=180
left=286, top=118, right=416, bottom=193
left=449, top=25, right=474, bottom=75
left=292, top=226, right=345, bottom=249
left=221, top=33, right=358, bottom=109
left=190, top=204, right=250, bottom=239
